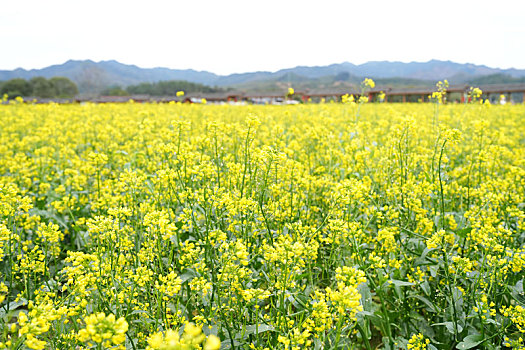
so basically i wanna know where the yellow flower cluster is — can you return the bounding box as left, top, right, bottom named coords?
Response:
left=77, top=313, right=128, bottom=349
left=0, top=282, right=6, bottom=304
left=277, top=326, right=312, bottom=350
left=362, top=78, right=375, bottom=89
left=0, top=100, right=523, bottom=348
left=407, top=333, right=430, bottom=349
left=377, top=226, right=399, bottom=253
left=430, top=80, right=449, bottom=104
left=426, top=229, right=455, bottom=250
left=341, top=93, right=355, bottom=104
left=501, top=305, right=525, bottom=334
left=325, top=266, right=366, bottom=319
left=18, top=300, right=67, bottom=350
left=468, top=87, right=483, bottom=102
left=36, top=222, right=64, bottom=257
left=0, top=223, right=10, bottom=258
left=146, top=323, right=220, bottom=350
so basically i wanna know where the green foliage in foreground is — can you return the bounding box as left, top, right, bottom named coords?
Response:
left=0, top=102, right=524, bottom=349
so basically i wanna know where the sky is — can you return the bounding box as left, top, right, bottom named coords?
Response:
left=1, top=0, right=524, bottom=75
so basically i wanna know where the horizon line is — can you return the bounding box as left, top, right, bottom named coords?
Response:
left=1, top=58, right=524, bottom=76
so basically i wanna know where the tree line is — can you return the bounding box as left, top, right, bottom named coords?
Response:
left=0, top=77, right=224, bottom=99
left=0, top=77, right=78, bottom=99
left=103, top=80, right=224, bottom=96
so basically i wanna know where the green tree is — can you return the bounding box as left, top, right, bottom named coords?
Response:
left=30, top=77, right=55, bottom=98
left=0, top=78, right=32, bottom=98
left=126, top=80, right=220, bottom=96
left=101, top=85, right=129, bottom=96
left=49, top=77, right=78, bottom=98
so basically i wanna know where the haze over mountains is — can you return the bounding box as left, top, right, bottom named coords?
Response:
left=1, top=59, right=525, bottom=94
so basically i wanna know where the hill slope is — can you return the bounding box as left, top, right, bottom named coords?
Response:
left=1, top=59, right=524, bottom=93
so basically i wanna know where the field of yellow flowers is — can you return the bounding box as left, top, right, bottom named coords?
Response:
left=0, top=100, right=524, bottom=350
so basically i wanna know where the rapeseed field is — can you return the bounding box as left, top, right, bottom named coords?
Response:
left=0, top=98, right=524, bottom=349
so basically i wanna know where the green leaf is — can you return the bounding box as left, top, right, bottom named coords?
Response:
left=455, top=227, right=472, bottom=238
left=130, top=309, right=148, bottom=315
left=243, top=324, right=275, bottom=335
left=429, top=265, right=439, bottom=278
left=513, top=279, right=524, bottom=293
left=414, top=295, right=437, bottom=313
left=433, top=321, right=463, bottom=335
left=358, top=282, right=372, bottom=311
left=179, top=269, right=198, bottom=283
left=420, top=281, right=431, bottom=297
left=291, top=292, right=309, bottom=310
left=0, top=299, right=28, bottom=318
left=390, top=279, right=414, bottom=287
left=456, top=334, right=484, bottom=349
left=358, top=310, right=383, bottom=329
left=221, top=339, right=242, bottom=349
left=313, top=337, right=323, bottom=350
left=510, top=280, right=525, bottom=306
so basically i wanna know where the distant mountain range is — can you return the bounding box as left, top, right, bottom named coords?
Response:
left=1, top=59, right=525, bottom=94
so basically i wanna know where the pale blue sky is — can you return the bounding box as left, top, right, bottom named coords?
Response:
left=1, top=0, right=524, bottom=75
